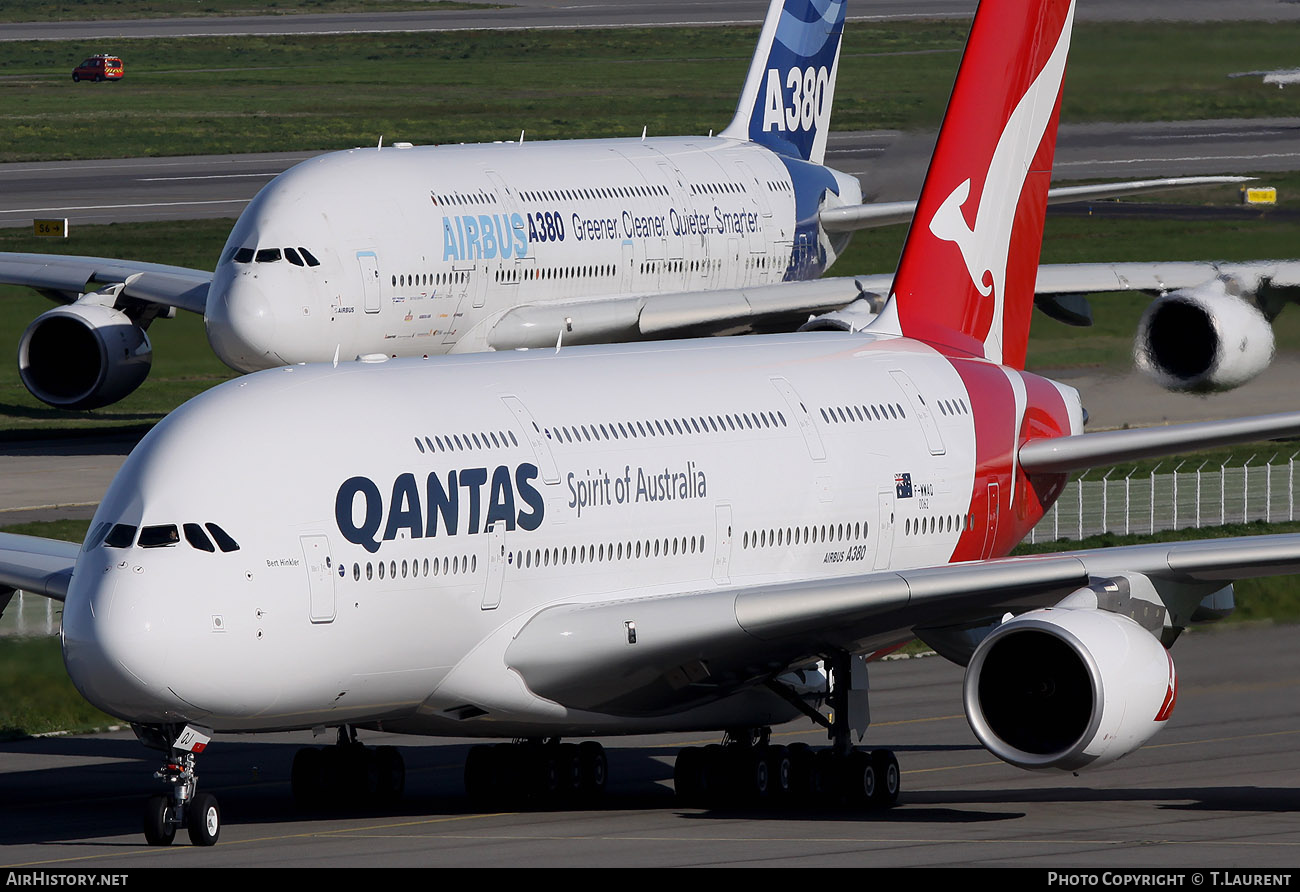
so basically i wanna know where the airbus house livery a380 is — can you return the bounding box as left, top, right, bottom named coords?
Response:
left=7, top=0, right=1300, bottom=848
left=0, top=0, right=1283, bottom=412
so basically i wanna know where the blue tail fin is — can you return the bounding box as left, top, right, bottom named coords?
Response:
left=719, top=0, right=847, bottom=165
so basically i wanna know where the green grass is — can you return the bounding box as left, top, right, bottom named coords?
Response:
left=1, top=20, right=1299, bottom=162
left=0, top=1, right=500, bottom=23
left=0, top=636, right=119, bottom=740
left=0, top=519, right=110, bottom=739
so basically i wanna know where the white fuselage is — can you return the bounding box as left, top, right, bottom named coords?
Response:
left=59, top=330, right=1081, bottom=740
left=203, top=137, right=860, bottom=371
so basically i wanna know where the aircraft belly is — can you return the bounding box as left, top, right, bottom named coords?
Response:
left=385, top=686, right=803, bottom=739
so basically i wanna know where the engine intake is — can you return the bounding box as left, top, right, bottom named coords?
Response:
left=1134, top=279, right=1274, bottom=392
left=963, top=607, right=1175, bottom=771
left=19, top=303, right=153, bottom=410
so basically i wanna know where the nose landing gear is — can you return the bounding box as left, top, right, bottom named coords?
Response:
left=135, top=724, right=221, bottom=846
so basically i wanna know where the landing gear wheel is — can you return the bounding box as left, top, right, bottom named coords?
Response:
left=527, top=748, right=561, bottom=802
left=764, top=745, right=792, bottom=799
left=872, top=749, right=900, bottom=807
left=186, top=793, right=221, bottom=846
left=787, top=743, right=816, bottom=799
left=577, top=741, right=607, bottom=799
left=557, top=743, right=582, bottom=796
left=849, top=749, right=877, bottom=806
left=143, top=794, right=176, bottom=846
left=738, top=749, right=772, bottom=802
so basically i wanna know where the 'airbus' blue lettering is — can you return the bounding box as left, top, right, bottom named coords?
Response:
left=442, top=213, right=527, bottom=262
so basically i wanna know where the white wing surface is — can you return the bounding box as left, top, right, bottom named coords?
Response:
left=0, top=253, right=210, bottom=315
left=0, top=532, right=79, bottom=601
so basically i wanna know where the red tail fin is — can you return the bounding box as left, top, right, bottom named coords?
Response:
left=887, top=0, right=1074, bottom=369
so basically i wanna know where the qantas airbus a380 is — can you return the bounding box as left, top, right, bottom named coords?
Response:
left=6, top=0, right=1300, bottom=848
left=0, top=0, right=1280, bottom=412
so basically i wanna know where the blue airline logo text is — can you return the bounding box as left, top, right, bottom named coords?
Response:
left=336, top=463, right=544, bottom=553
left=443, top=213, right=528, bottom=262
left=442, top=206, right=763, bottom=261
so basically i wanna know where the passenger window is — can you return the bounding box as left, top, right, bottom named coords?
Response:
left=204, top=523, right=240, bottom=553
left=104, top=524, right=137, bottom=548
left=183, top=523, right=215, bottom=552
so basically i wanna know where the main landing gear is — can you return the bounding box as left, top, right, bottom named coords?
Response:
left=464, top=738, right=607, bottom=808
left=135, top=724, right=221, bottom=846
left=675, top=652, right=901, bottom=810
left=291, top=726, right=406, bottom=810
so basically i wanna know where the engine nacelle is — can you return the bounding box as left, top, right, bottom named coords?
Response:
left=18, top=303, right=153, bottom=410
left=963, top=607, right=1176, bottom=772
left=1134, top=278, right=1274, bottom=392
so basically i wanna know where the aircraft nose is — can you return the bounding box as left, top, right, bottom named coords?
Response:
left=61, top=568, right=184, bottom=722
left=206, top=272, right=278, bottom=372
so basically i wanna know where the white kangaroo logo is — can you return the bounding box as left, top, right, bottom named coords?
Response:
left=928, top=0, right=1074, bottom=361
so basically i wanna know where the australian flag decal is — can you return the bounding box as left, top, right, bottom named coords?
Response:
left=895, top=473, right=913, bottom=498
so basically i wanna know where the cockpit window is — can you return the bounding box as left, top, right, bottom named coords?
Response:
left=103, top=523, right=137, bottom=548
left=138, top=525, right=180, bottom=548
left=255, top=248, right=282, bottom=263
left=233, top=247, right=255, bottom=263
left=205, top=523, right=240, bottom=553
left=298, top=247, right=321, bottom=267
left=183, top=523, right=215, bottom=553
left=284, top=247, right=304, bottom=267
left=83, top=521, right=112, bottom=551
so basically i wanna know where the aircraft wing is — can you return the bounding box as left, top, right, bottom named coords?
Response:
left=1019, top=409, right=1300, bottom=474
left=0, top=252, right=211, bottom=315
left=504, top=533, right=1300, bottom=714
left=485, top=257, right=1300, bottom=350
left=0, top=532, right=79, bottom=602
left=819, top=176, right=1253, bottom=233
left=480, top=276, right=891, bottom=351
left=1033, top=259, right=1300, bottom=296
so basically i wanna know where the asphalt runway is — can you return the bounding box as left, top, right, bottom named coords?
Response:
left=5, top=0, right=1299, bottom=42
left=4, top=118, right=1298, bottom=229
left=1, top=621, right=1296, bottom=867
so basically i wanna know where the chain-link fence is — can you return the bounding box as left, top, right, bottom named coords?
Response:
left=1029, top=452, right=1300, bottom=543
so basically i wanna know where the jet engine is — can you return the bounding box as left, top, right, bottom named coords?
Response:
left=963, top=607, right=1176, bottom=772
left=1134, top=278, right=1274, bottom=392
left=18, top=303, right=153, bottom=410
